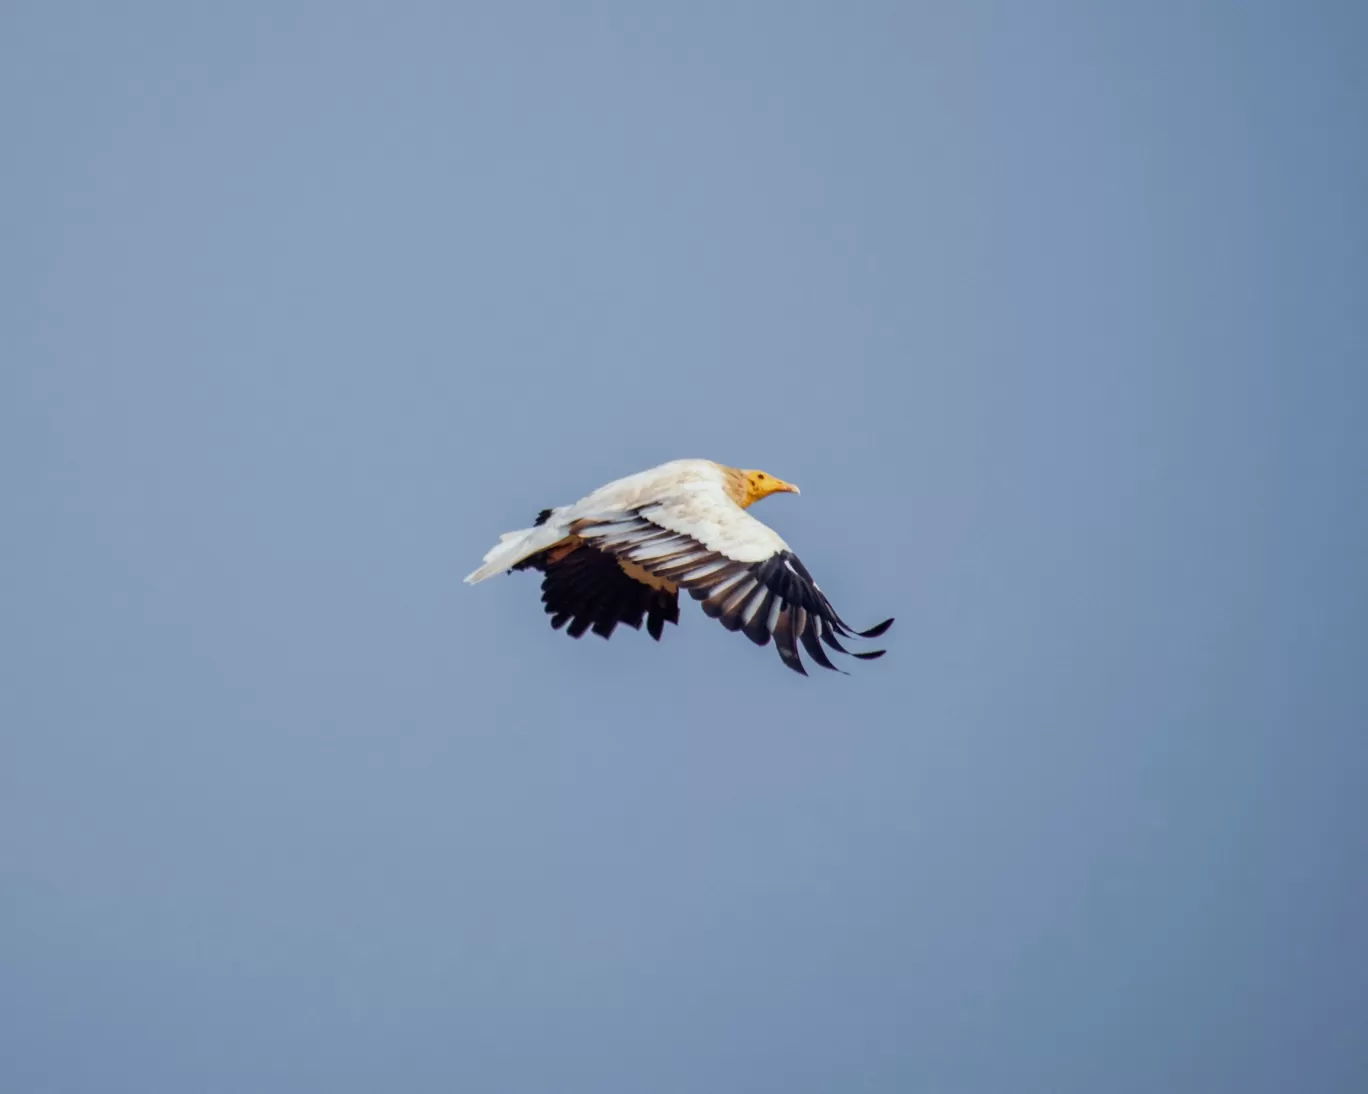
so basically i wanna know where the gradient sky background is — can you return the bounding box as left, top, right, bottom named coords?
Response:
left=4, top=2, right=1366, bottom=1091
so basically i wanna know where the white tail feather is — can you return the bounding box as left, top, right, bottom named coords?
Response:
left=464, top=523, right=565, bottom=584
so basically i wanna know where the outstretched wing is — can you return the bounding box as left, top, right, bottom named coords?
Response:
left=573, top=491, right=892, bottom=675
left=512, top=537, right=680, bottom=641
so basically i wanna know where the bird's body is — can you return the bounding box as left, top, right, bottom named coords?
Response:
left=465, top=459, right=892, bottom=675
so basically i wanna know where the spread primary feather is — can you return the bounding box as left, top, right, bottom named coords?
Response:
left=464, top=458, right=892, bottom=675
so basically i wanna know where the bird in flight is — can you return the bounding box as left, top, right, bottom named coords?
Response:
left=465, top=459, right=893, bottom=675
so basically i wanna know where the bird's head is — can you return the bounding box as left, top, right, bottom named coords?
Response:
left=739, top=468, right=800, bottom=508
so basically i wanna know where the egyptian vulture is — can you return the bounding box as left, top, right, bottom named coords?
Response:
left=465, top=459, right=893, bottom=675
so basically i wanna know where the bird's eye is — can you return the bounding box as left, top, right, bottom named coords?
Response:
left=757, top=474, right=766, bottom=479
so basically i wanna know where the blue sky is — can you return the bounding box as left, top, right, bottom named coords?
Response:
left=4, top=2, right=1366, bottom=1091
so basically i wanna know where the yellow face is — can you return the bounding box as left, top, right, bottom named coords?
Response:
left=740, top=468, right=800, bottom=508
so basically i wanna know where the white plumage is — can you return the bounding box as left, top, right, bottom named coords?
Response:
left=465, top=458, right=892, bottom=675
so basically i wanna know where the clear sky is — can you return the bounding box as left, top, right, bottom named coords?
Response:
left=4, top=2, right=1366, bottom=1091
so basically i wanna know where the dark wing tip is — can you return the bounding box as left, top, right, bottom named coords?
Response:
left=799, top=623, right=843, bottom=674
left=772, top=610, right=808, bottom=676
left=850, top=649, right=887, bottom=660
left=854, top=617, right=894, bottom=639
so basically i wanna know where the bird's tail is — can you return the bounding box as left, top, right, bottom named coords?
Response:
left=464, top=523, right=565, bottom=584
